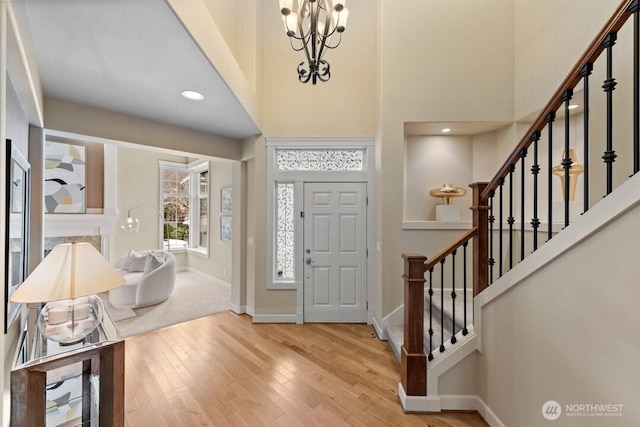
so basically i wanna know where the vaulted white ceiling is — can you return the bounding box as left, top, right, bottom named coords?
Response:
left=24, top=0, right=261, bottom=140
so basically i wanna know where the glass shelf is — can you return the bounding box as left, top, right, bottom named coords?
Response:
left=11, top=319, right=124, bottom=426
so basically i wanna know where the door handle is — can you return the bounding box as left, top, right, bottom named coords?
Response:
left=305, top=258, right=313, bottom=265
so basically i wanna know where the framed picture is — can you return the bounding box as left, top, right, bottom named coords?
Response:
left=221, top=187, right=231, bottom=212
left=5, top=140, right=30, bottom=333
left=220, top=216, right=232, bottom=242
left=44, top=141, right=86, bottom=213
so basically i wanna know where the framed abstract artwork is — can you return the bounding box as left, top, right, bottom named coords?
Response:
left=4, top=140, right=30, bottom=333
left=220, top=216, right=231, bottom=242
left=44, top=141, right=86, bottom=213
left=221, top=187, right=231, bottom=212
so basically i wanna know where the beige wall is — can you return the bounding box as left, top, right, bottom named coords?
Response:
left=378, top=0, right=515, bottom=317
left=478, top=202, right=640, bottom=426
left=114, top=146, right=187, bottom=259
left=44, top=98, right=243, bottom=161
left=404, top=135, right=474, bottom=221
left=186, top=160, right=233, bottom=282
left=514, top=0, right=621, bottom=119
left=203, top=0, right=257, bottom=90
left=248, top=0, right=378, bottom=316
left=114, top=147, right=234, bottom=282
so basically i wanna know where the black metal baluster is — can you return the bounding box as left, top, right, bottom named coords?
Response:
left=488, top=189, right=495, bottom=283
left=632, top=1, right=640, bottom=175
left=531, top=131, right=541, bottom=251
left=508, top=164, right=515, bottom=270
left=519, top=148, right=527, bottom=262
left=498, top=178, right=505, bottom=277
left=428, top=267, right=434, bottom=361
left=562, top=88, right=573, bottom=228
left=546, top=112, right=556, bottom=240
left=462, top=241, right=469, bottom=336
left=581, top=63, right=593, bottom=213
left=602, top=32, right=618, bottom=195
left=439, top=259, right=445, bottom=353
left=451, top=249, right=457, bottom=345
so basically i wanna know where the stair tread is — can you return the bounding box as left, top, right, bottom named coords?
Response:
left=386, top=291, right=474, bottom=361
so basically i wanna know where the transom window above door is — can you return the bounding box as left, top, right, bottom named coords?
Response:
left=266, top=138, right=373, bottom=290
left=275, top=149, right=365, bottom=171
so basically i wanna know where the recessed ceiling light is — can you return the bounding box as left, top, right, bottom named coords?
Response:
left=441, top=128, right=451, bottom=133
left=568, top=104, right=579, bottom=110
left=181, top=90, right=204, bottom=101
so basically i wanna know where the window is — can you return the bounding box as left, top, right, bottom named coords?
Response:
left=276, top=149, right=365, bottom=171
left=160, top=161, right=209, bottom=253
left=266, top=139, right=373, bottom=290
left=197, top=170, right=209, bottom=248
left=276, top=183, right=295, bottom=280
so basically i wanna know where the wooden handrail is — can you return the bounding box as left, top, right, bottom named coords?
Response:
left=482, top=0, right=637, bottom=200
left=423, top=227, right=477, bottom=272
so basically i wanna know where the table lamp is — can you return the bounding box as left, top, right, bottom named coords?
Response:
left=10, top=242, right=125, bottom=345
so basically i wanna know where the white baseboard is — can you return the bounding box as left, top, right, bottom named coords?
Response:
left=440, top=395, right=505, bottom=427
left=246, top=305, right=254, bottom=316
left=397, top=383, right=442, bottom=412
left=252, top=314, right=297, bottom=323
left=178, top=266, right=232, bottom=286
left=398, top=388, right=504, bottom=427
left=372, top=314, right=386, bottom=340
left=229, top=303, right=246, bottom=315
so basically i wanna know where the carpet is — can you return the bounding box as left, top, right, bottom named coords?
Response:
left=101, top=270, right=231, bottom=338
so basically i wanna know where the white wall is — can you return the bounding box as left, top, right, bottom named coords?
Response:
left=477, top=198, right=640, bottom=426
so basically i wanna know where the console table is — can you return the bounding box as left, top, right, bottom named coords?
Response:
left=11, top=322, right=124, bottom=426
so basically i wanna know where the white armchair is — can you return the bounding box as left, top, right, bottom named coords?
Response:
left=109, top=251, right=176, bottom=309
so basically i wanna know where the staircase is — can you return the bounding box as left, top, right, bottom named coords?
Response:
left=392, top=0, right=640, bottom=417
left=386, top=289, right=473, bottom=362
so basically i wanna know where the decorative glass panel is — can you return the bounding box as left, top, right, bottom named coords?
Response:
left=276, top=149, right=364, bottom=171
left=276, top=183, right=295, bottom=280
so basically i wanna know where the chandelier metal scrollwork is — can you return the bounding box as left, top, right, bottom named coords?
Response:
left=279, top=0, right=349, bottom=85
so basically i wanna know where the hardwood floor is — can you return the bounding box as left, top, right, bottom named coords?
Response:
left=123, top=311, right=487, bottom=427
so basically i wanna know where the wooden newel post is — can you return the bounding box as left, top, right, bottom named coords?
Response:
left=400, top=253, right=427, bottom=396
left=470, top=182, right=490, bottom=296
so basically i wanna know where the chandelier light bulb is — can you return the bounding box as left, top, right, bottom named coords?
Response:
left=279, top=0, right=294, bottom=15
left=278, top=0, right=351, bottom=84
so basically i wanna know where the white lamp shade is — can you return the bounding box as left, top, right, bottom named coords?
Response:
left=10, top=242, right=125, bottom=303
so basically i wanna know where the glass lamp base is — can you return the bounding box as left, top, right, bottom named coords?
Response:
left=38, top=295, right=104, bottom=345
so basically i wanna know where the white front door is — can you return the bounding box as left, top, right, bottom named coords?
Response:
left=303, top=182, right=367, bottom=322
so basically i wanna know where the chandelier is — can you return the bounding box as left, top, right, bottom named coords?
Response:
left=279, top=0, right=350, bottom=84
